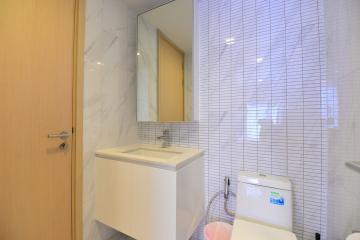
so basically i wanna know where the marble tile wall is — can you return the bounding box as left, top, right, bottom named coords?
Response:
left=325, top=0, right=360, bottom=239
left=82, top=0, right=360, bottom=239
left=83, top=0, right=138, bottom=239
left=139, top=0, right=329, bottom=239
left=184, top=51, right=194, bottom=121
left=137, top=17, right=158, bottom=121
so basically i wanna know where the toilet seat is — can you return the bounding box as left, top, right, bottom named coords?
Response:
left=346, top=233, right=360, bottom=240
left=230, top=218, right=297, bottom=240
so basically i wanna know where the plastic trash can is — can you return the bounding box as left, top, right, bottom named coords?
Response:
left=204, top=221, right=233, bottom=240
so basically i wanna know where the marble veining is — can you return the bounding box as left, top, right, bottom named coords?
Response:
left=82, top=0, right=360, bottom=239
left=184, top=51, right=194, bottom=121
left=325, top=0, right=360, bottom=238
left=139, top=0, right=329, bottom=239
left=137, top=16, right=158, bottom=121
left=83, top=0, right=138, bottom=239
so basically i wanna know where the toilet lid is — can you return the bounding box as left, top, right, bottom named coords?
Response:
left=230, top=218, right=297, bottom=240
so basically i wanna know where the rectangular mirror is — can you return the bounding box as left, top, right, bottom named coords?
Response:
left=137, top=0, right=197, bottom=122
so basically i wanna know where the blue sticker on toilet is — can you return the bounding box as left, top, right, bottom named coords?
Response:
left=269, top=192, right=285, bottom=206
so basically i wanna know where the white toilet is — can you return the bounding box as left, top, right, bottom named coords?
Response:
left=347, top=233, right=360, bottom=240
left=230, top=171, right=297, bottom=240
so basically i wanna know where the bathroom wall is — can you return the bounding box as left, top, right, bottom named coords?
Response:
left=137, top=16, right=158, bottom=121
left=184, top=51, right=193, bottom=121
left=83, top=0, right=138, bottom=239
left=325, top=0, right=360, bottom=239
left=138, top=0, right=328, bottom=239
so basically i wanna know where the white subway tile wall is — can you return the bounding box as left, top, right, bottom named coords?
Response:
left=138, top=0, right=328, bottom=239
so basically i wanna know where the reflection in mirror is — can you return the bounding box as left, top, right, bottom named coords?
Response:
left=137, top=0, right=195, bottom=122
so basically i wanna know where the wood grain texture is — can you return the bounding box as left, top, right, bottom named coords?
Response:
left=0, top=0, right=76, bottom=239
left=158, top=31, right=185, bottom=122
left=72, top=0, right=84, bottom=239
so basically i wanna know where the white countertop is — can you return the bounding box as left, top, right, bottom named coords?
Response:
left=95, top=144, right=204, bottom=171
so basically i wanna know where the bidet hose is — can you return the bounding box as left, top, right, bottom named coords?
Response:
left=224, top=191, right=236, bottom=217
left=205, top=190, right=236, bottom=224
left=205, top=190, right=222, bottom=224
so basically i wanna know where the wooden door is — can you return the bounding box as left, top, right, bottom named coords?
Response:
left=158, top=31, right=185, bottom=122
left=0, top=0, right=76, bottom=239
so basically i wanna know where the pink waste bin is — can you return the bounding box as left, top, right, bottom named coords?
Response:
left=204, top=221, right=233, bottom=240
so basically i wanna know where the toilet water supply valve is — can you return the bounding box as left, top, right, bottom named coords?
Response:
left=205, top=176, right=236, bottom=224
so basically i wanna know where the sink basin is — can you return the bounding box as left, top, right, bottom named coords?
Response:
left=123, top=148, right=182, bottom=159
left=95, top=144, right=204, bottom=170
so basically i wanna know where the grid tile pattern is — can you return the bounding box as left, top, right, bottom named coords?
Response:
left=138, top=0, right=328, bottom=239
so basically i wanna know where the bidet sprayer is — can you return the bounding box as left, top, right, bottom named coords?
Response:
left=205, top=176, right=236, bottom=223
left=224, top=176, right=230, bottom=199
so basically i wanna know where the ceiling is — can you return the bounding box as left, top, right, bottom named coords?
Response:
left=123, top=0, right=172, bottom=14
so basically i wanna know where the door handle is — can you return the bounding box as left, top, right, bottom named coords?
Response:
left=48, top=131, right=71, bottom=140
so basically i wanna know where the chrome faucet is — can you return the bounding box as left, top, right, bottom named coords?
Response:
left=157, top=129, right=171, bottom=148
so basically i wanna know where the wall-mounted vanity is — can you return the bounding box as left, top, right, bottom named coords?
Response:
left=137, top=0, right=198, bottom=122
left=95, top=1, right=204, bottom=240
left=95, top=144, right=204, bottom=240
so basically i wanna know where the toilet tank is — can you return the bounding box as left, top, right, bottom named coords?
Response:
left=235, top=171, right=293, bottom=231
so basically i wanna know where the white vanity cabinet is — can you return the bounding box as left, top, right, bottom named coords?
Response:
left=94, top=144, right=204, bottom=240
